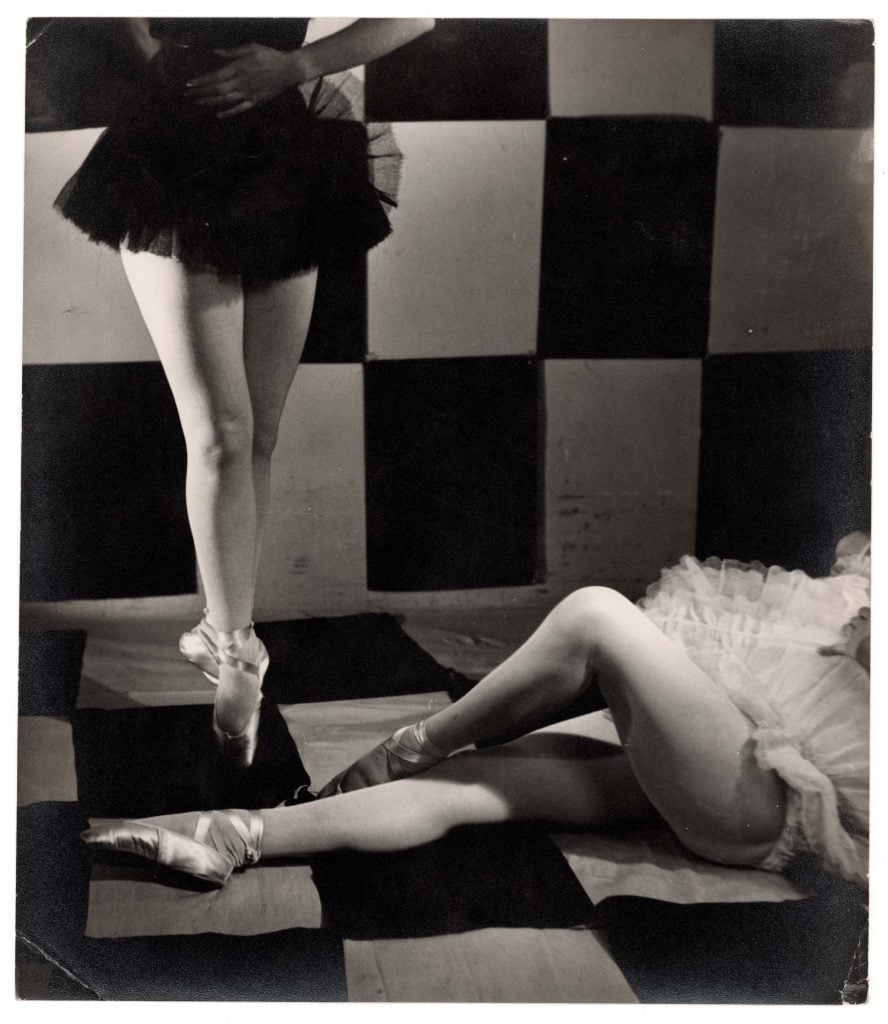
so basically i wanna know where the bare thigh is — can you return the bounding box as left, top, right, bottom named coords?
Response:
left=407, top=722, right=658, bottom=834
left=119, top=249, right=250, bottom=440
left=242, top=271, right=319, bottom=440
left=563, top=589, right=787, bottom=865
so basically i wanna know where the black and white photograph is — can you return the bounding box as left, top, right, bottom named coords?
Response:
left=14, top=2, right=875, bottom=1005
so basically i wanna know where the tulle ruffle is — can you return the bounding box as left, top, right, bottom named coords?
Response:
left=639, top=555, right=870, bottom=886
left=55, top=49, right=401, bottom=280
left=299, top=72, right=402, bottom=209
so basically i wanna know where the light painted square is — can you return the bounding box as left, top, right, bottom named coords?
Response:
left=545, top=360, right=701, bottom=598
left=345, top=928, right=638, bottom=1003
left=548, top=20, right=714, bottom=119
left=280, top=692, right=452, bottom=793
left=23, top=129, right=157, bottom=364
left=256, top=364, right=367, bottom=615
left=709, top=128, right=872, bottom=353
left=368, top=121, right=545, bottom=359
left=17, top=716, right=78, bottom=805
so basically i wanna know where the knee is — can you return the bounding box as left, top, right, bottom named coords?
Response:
left=679, top=812, right=788, bottom=870
left=551, top=586, right=635, bottom=642
left=189, top=416, right=253, bottom=469
left=251, top=419, right=280, bottom=463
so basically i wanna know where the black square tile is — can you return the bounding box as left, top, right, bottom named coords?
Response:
left=72, top=704, right=309, bottom=816
left=696, top=351, right=871, bottom=576
left=19, top=630, right=87, bottom=715
left=606, top=865, right=866, bottom=1004
left=365, top=19, right=548, bottom=121
left=364, top=357, right=540, bottom=591
left=539, top=119, right=719, bottom=359
left=21, top=363, right=195, bottom=601
left=714, top=21, right=874, bottom=129
left=301, top=258, right=366, bottom=363
left=17, top=803, right=92, bottom=971
left=312, top=823, right=595, bottom=940
left=26, top=18, right=144, bottom=132
left=258, top=613, right=470, bottom=703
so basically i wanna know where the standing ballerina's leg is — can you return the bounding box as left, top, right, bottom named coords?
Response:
left=83, top=587, right=788, bottom=883
left=120, top=249, right=317, bottom=764
left=242, top=273, right=319, bottom=589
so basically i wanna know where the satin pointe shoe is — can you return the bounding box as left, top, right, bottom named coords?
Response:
left=212, top=626, right=269, bottom=769
left=316, top=718, right=450, bottom=798
left=179, top=613, right=271, bottom=686
left=81, top=809, right=264, bottom=888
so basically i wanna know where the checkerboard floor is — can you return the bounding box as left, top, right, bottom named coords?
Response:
left=20, top=605, right=853, bottom=1003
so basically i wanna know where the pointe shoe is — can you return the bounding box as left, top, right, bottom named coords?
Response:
left=179, top=610, right=219, bottom=683
left=179, top=613, right=271, bottom=687
left=212, top=626, right=269, bottom=769
left=316, top=718, right=449, bottom=798
left=81, top=809, right=263, bottom=888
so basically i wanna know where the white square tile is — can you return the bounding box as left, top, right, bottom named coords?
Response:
left=368, top=121, right=545, bottom=359
left=255, top=364, right=367, bottom=615
left=545, top=360, right=701, bottom=597
left=709, top=128, right=872, bottom=353
left=23, top=130, right=157, bottom=365
left=548, top=20, right=714, bottom=119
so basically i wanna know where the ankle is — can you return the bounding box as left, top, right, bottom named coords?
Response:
left=199, top=809, right=264, bottom=867
left=415, top=717, right=453, bottom=758
left=194, top=609, right=217, bottom=630
left=216, top=626, right=267, bottom=672
left=395, top=718, right=453, bottom=759
left=216, top=623, right=257, bottom=648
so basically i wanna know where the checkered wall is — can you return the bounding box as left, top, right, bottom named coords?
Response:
left=21, top=18, right=873, bottom=609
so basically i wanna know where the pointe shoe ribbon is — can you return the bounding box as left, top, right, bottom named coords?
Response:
left=380, top=718, right=448, bottom=767
left=81, top=809, right=264, bottom=888
left=180, top=614, right=270, bottom=687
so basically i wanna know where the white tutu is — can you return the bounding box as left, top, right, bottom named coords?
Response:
left=638, top=554, right=870, bottom=886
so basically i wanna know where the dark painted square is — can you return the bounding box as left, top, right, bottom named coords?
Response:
left=301, top=257, right=366, bottom=363
left=258, top=613, right=470, bottom=703
left=312, top=823, right=594, bottom=940
left=17, top=804, right=92, bottom=976
left=607, top=867, right=866, bottom=1003
left=19, top=630, right=87, bottom=715
left=26, top=18, right=149, bottom=132
left=21, top=363, right=195, bottom=601
left=538, top=119, right=719, bottom=359
left=365, top=19, right=548, bottom=121
left=697, top=351, right=871, bottom=576
left=365, top=358, right=540, bottom=591
left=17, top=937, right=100, bottom=1000
left=714, top=21, right=874, bottom=129
left=72, top=704, right=309, bottom=816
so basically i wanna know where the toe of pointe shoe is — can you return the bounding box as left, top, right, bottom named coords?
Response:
left=81, top=821, right=235, bottom=887
left=213, top=702, right=262, bottom=769
left=314, top=751, right=388, bottom=799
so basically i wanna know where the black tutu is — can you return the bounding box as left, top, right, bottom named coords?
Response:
left=55, top=40, right=402, bottom=280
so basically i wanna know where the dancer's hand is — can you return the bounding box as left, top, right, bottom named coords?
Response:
left=819, top=607, right=870, bottom=673
left=186, top=44, right=309, bottom=118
